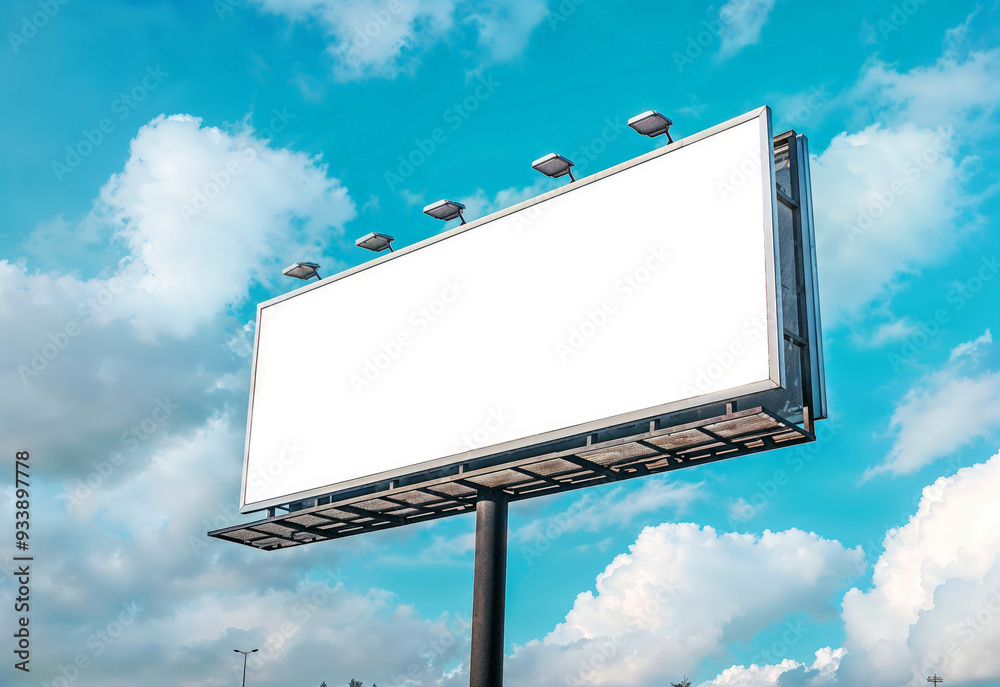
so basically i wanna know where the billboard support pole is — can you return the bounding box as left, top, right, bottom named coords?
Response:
left=470, top=489, right=508, bottom=687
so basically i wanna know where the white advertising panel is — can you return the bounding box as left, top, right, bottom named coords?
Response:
left=241, top=107, right=779, bottom=512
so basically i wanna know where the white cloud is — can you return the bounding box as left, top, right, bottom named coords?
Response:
left=377, top=527, right=478, bottom=566
left=21, top=212, right=119, bottom=274
left=499, top=524, right=861, bottom=686
left=700, top=647, right=844, bottom=687
left=852, top=49, right=1000, bottom=131
left=811, top=122, right=969, bottom=324
left=838, top=450, right=1000, bottom=686
left=950, top=328, right=992, bottom=361
left=466, top=0, right=550, bottom=62
left=727, top=495, right=765, bottom=524
left=863, top=332, right=1000, bottom=480
left=852, top=318, right=919, bottom=347
left=0, top=259, right=242, bottom=479
left=512, top=477, right=705, bottom=550
left=943, top=6, right=983, bottom=52
left=399, top=188, right=426, bottom=206
left=456, top=177, right=557, bottom=221
left=717, top=0, right=778, bottom=58
left=701, top=448, right=1000, bottom=687
left=0, top=112, right=365, bottom=687
left=811, top=47, right=998, bottom=325
left=0, top=113, right=354, bottom=481
left=770, top=85, right=835, bottom=132
left=468, top=439, right=1000, bottom=687
left=100, top=113, right=354, bottom=340
left=675, top=95, right=710, bottom=119
left=254, top=0, right=550, bottom=81
left=0, top=415, right=468, bottom=687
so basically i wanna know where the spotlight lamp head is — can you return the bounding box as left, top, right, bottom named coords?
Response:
left=628, top=110, right=674, bottom=143
left=355, top=232, right=396, bottom=253
left=282, top=261, right=322, bottom=281
left=532, top=153, right=576, bottom=182
left=424, top=199, right=467, bottom=224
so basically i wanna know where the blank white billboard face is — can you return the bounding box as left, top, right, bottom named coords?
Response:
left=242, top=108, right=779, bottom=511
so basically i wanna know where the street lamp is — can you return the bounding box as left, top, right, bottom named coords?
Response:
left=355, top=232, right=395, bottom=253
left=282, top=262, right=321, bottom=281
left=424, top=199, right=467, bottom=225
left=628, top=110, right=674, bottom=143
left=532, top=152, right=575, bottom=183
left=234, top=648, right=258, bottom=687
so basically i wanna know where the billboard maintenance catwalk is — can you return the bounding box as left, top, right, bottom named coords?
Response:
left=210, top=106, right=826, bottom=687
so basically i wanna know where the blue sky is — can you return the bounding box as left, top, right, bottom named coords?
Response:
left=1, top=1, right=999, bottom=686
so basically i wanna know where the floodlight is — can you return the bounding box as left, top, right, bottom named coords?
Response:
left=356, top=232, right=395, bottom=253
left=532, top=153, right=576, bottom=182
left=282, top=262, right=321, bottom=281
left=424, top=199, right=467, bottom=224
left=628, top=110, right=674, bottom=143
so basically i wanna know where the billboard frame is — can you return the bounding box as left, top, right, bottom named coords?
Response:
left=238, top=106, right=782, bottom=514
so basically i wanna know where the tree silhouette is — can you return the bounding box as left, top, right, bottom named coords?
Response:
left=348, top=680, right=364, bottom=687
left=670, top=677, right=692, bottom=687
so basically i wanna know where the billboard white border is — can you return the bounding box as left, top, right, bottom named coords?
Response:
left=239, top=106, right=781, bottom=513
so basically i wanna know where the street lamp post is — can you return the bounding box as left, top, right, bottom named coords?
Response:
left=234, top=648, right=258, bottom=687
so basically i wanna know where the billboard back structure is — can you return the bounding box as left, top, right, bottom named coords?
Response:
left=211, top=106, right=826, bottom=550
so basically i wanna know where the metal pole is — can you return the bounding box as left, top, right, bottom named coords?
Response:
left=234, top=649, right=256, bottom=687
left=469, top=489, right=508, bottom=687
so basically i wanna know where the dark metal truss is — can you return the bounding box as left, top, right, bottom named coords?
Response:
left=209, top=405, right=813, bottom=551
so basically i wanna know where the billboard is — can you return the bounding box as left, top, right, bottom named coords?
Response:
left=239, top=107, right=783, bottom=513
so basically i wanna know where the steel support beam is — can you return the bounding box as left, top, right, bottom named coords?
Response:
left=470, top=490, right=508, bottom=687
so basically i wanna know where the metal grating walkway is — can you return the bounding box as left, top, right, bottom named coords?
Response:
left=209, top=405, right=813, bottom=551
